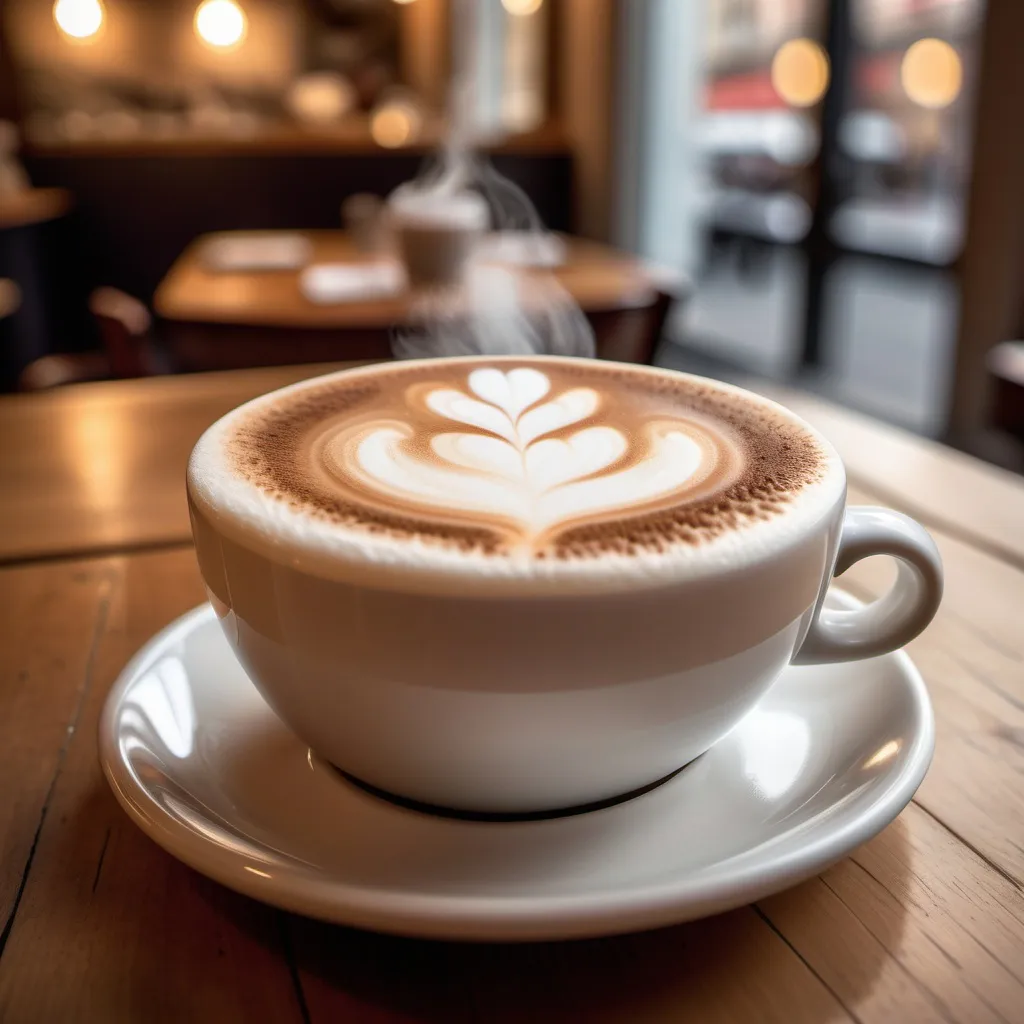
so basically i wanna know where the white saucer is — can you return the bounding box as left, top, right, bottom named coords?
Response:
left=99, top=593, right=933, bottom=942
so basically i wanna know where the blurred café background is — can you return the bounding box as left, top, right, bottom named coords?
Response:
left=1, top=0, right=1021, bottom=469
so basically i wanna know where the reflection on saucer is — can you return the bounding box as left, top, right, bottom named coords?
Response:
left=732, top=708, right=810, bottom=800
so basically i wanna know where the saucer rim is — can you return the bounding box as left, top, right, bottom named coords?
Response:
left=99, top=596, right=935, bottom=941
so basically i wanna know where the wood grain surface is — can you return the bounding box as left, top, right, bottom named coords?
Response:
left=1, top=365, right=1023, bottom=1021
left=154, top=232, right=660, bottom=328
left=0, top=550, right=303, bottom=1024
left=0, top=362, right=359, bottom=564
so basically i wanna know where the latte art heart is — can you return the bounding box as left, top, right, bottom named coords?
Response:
left=430, top=427, right=629, bottom=490
left=213, top=356, right=832, bottom=568
left=424, top=368, right=600, bottom=449
left=319, top=368, right=730, bottom=545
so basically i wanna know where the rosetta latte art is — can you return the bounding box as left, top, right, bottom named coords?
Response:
left=317, top=367, right=728, bottom=546
left=222, top=357, right=830, bottom=557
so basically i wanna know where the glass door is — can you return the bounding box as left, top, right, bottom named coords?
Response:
left=638, top=0, right=985, bottom=437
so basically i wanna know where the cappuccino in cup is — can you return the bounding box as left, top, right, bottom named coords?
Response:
left=188, top=358, right=942, bottom=811
left=388, top=186, right=489, bottom=289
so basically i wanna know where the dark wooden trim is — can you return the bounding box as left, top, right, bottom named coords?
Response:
left=798, top=0, right=854, bottom=369
left=947, top=0, right=1024, bottom=445
left=546, top=0, right=564, bottom=125
left=0, top=4, right=24, bottom=124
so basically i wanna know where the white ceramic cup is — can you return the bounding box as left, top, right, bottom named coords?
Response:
left=187, top=363, right=942, bottom=812
left=387, top=186, right=489, bottom=289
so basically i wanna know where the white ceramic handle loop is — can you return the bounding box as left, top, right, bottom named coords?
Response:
left=795, top=506, right=943, bottom=665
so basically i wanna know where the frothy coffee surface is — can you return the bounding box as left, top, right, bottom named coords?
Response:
left=212, top=359, right=830, bottom=563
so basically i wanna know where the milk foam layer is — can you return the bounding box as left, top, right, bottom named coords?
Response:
left=312, top=365, right=736, bottom=549
left=188, top=358, right=845, bottom=592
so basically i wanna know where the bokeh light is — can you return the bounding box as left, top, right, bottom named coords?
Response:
left=370, top=99, right=422, bottom=148
left=287, top=73, right=356, bottom=126
left=771, top=38, right=830, bottom=108
left=502, top=0, right=543, bottom=15
left=901, top=38, right=962, bottom=110
left=53, top=0, right=104, bottom=41
left=194, top=0, right=247, bottom=50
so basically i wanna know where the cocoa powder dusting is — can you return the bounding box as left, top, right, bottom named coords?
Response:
left=227, top=361, right=827, bottom=559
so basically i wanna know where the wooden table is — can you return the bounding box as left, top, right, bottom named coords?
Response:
left=155, top=232, right=661, bottom=329
left=154, top=232, right=671, bottom=372
left=0, top=362, right=356, bottom=566
left=2, top=366, right=1023, bottom=1022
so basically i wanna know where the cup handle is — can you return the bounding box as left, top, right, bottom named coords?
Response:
left=794, top=506, right=943, bottom=665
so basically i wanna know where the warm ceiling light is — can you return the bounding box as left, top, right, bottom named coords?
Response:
left=502, top=0, right=543, bottom=14
left=370, top=99, right=422, bottom=149
left=287, top=73, right=356, bottom=126
left=53, top=0, right=104, bottom=41
left=194, top=0, right=247, bottom=50
left=771, top=38, right=830, bottom=108
left=901, top=38, right=962, bottom=110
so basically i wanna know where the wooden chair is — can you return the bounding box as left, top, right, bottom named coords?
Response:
left=592, top=264, right=689, bottom=365
left=166, top=323, right=394, bottom=374
left=89, top=287, right=164, bottom=378
left=990, top=341, right=1024, bottom=441
left=18, top=288, right=165, bottom=391
left=166, top=289, right=682, bottom=373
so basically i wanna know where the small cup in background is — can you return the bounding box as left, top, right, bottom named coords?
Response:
left=341, top=193, right=390, bottom=256
left=387, top=186, right=490, bottom=289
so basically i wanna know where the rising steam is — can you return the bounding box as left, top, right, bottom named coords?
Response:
left=390, top=0, right=595, bottom=361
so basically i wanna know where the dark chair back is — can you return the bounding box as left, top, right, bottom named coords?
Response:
left=18, top=288, right=163, bottom=391
left=592, top=265, right=688, bottom=366
left=990, top=342, right=1024, bottom=441
left=89, top=287, right=162, bottom=378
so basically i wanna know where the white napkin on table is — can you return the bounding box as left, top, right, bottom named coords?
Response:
left=300, top=262, right=404, bottom=304
left=201, top=233, right=313, bottom=272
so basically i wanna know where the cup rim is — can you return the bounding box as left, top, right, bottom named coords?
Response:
left=387, top=186, right=490, bottom=231
left=187, top=356, right=847, bottom=598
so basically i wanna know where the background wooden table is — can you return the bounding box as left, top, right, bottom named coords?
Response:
left=1, top=364, right=1023, bottom=1022
left=155, top=232, right=662, bottom=329
left=152, top=232, right=675, bottom=373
